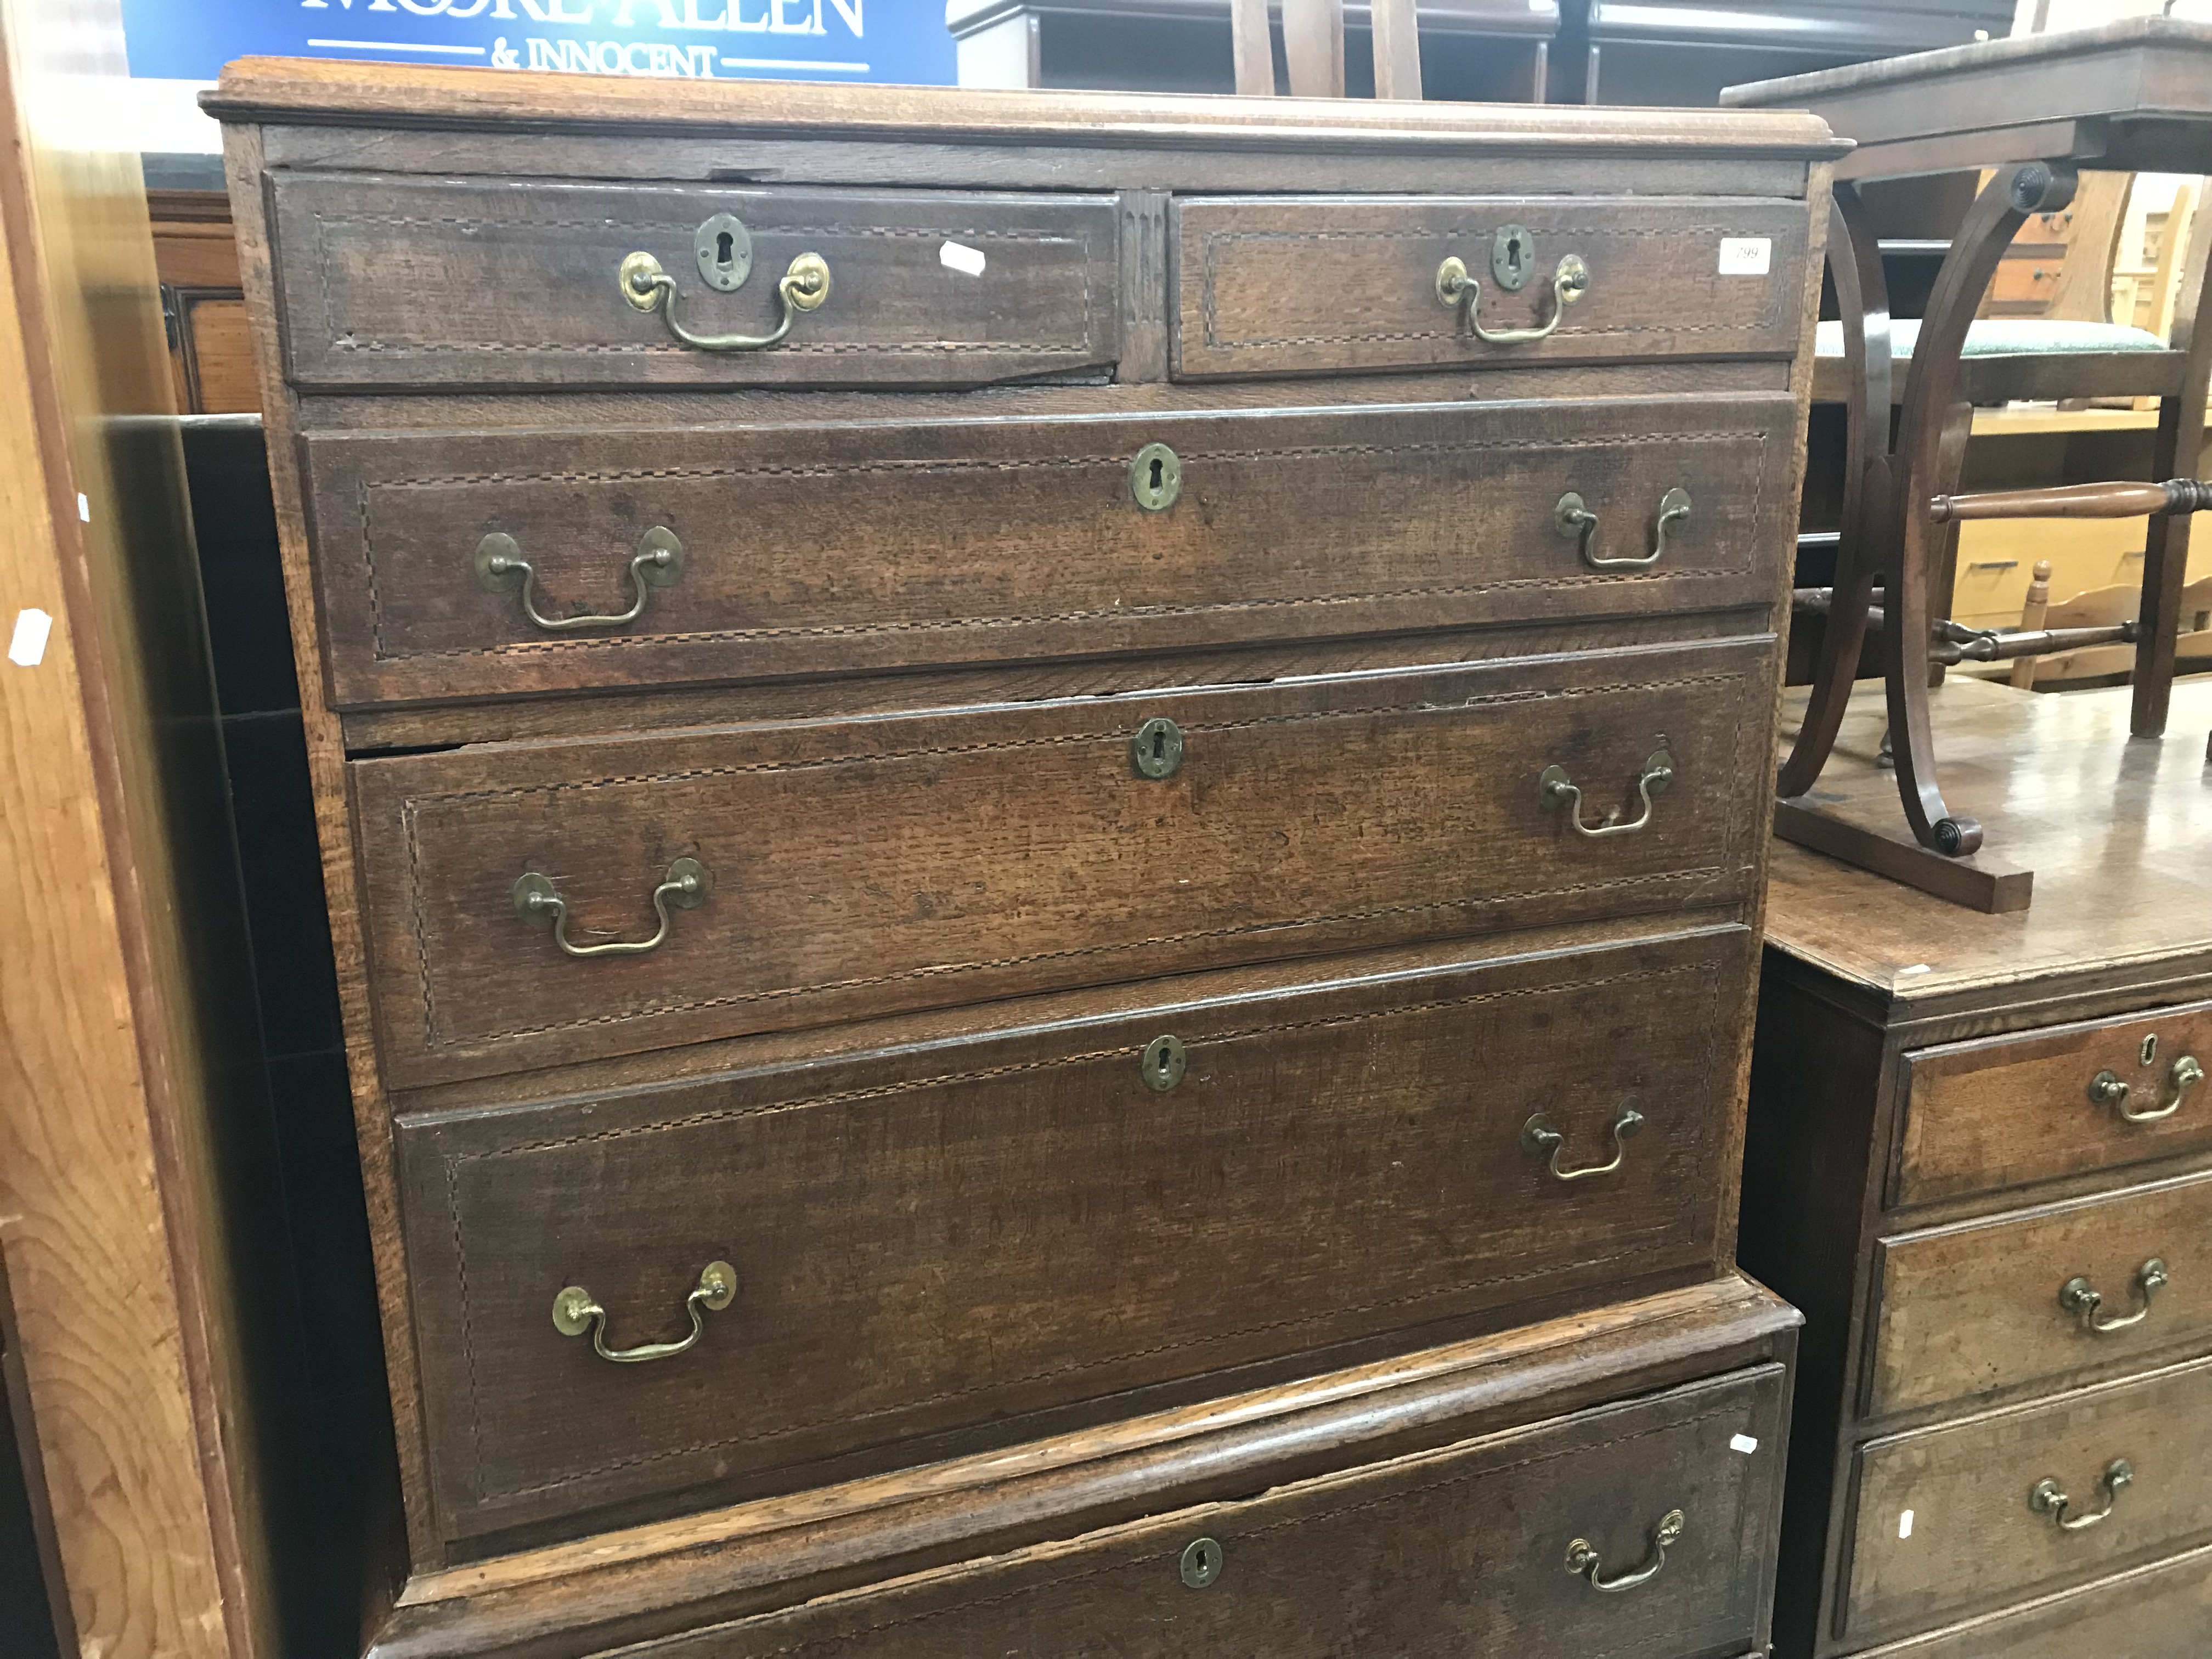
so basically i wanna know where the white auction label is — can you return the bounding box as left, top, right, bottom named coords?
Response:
left=1730, top=1434, right=1759, bottom=1455
left=940, top=240, right=986, bottom=276
left=1898, top=1510, right=1915, bottom=1540
left=9, top=608, right=54, bottom=667
left=1718, top=238, right=1772, bottom=276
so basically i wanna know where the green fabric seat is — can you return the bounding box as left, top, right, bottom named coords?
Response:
left=1815, top=317, right=2169, bottom=359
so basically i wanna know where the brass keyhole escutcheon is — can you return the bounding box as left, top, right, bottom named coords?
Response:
left=1131, top=716, right=1186, bottom=780
left=1180, top=1536, right=1223, bottom=1588
left=695, top=212, right=754, bottom=292
left=1130, top=442, right=1182, bottom=511
left=1492, top=222, right=1534, bottom=292
left=1141, top=1034, right=1188, bottom=1092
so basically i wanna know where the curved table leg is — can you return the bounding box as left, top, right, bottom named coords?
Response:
left=2132, top=193, right=2212, bottom=737
left=1885, top=162, right=2078, bottom=857
left=1780, top=183, right=1894, bottom=798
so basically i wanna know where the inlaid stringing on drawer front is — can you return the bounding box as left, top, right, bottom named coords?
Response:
left=1171, top=195, right=1810, bottom=379
left=267, top=172, right=1122, bottom=389
left=300, top=394, right=1796, bottom=709
left=351, top=639, right=1772, bottom=1085
left=614, top=1367, right=1788, bottom=1659
left=399, top=927, right=1749, bottom=1536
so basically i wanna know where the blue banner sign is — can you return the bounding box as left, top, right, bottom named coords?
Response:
left=121, top=0, right=956, bottom=87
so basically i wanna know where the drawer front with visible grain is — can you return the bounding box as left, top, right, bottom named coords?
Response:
left=267, top=173, right=1120, bottom=389
left=1893, top=1001, right=2212, bottom=1207
left=610, top=1367, right=1789, bottom=1659
left=1867, top=1167, right=2212, bottom=1419
left=1843, top=1354, right=2212, bottom=1644
left=1171, top=195, right=1809, bottom=380
left=399, top=927, right=1752, bottom=1539
left=354, top=639, right=1771, bottom=1086
left=1858, top=1541, right=2212, bottom=1659
left=300, top=393, right=1796, bottom=710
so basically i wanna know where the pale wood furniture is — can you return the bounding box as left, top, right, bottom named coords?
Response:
left=947, top=0, right=1555, bottom=103
left=211, top=57, right=1835, bottom=1657
left=1727, top=20, right=2212, bottom=909
left=1745, top=673, right=2212, bottom=1658
left=0, top=0, right=287, bottom=1654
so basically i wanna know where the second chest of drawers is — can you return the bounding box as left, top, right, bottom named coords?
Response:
left=212, top=60, right=1835, bottom=1659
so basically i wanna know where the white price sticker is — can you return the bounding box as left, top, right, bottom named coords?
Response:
left=940, top=240, right=986, bottom=276
left=1898, top=1510, right=1916, bottom=1540
left=1718, top=238, right=1772, bottom=276
left=9, top=608, right=54, bottom=667
left=1730, top=1434, right=1760, bottom=1455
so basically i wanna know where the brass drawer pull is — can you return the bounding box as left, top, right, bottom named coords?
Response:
left=1540, top=747, right=1673, bottom=839
left=475, top=527, right=684, bottom=632
left=1436, top=250, right=1588, bottom=345
left=1565, top=1507, right=1683, bottom=1593
left=2030, top=1459, right=2132, bottom=1532
left=552, top=1260, right=735, bottom=1364
left=1555, top=487, right=1693, bottom=571
left=2090, top=1054, right=2204, bottom=1124
left=1524, top=1104, right=1644, bottom=1181
left=512, top=857, right=708, bottom=959
left=619, top=247, right=831, bottom=352
left=2060, top=1258, right=2168, bottom=1335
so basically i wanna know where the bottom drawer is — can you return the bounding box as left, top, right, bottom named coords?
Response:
left=1862, top=1539, right=2212, bottom=1659
left=1844, top=1353, right=2212, bottom=1643
left=625, top=1364, right=1789, bottom=1659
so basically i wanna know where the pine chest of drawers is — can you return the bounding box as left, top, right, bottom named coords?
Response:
left=210, top=59, right=1835, bottom=1658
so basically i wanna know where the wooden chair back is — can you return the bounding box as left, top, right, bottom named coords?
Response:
left=2008, top=563, right=2212, bottom=688
left=1231, top=0, right=1424, bottom=99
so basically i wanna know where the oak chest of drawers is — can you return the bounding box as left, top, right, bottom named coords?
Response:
left=210, top=58, right=1835, bottom=1657
left=1746, top=676, right=2212, bottom=1659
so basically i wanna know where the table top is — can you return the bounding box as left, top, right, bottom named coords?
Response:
left=1720, top=17, right=2212, bottom=178
left=1765, top=675, right=2212, bottom=1008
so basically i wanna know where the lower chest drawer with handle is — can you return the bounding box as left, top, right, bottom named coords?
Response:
left=602, top=1364, right=1790, bottom=1659
left=398, top=924, right=1750, bottom=1543
left=1867, top=1165, right=2212, bottom=1419
left=1892, top=1000, right=2212, bottom=1207
left=1843, top=1351, right=2212, bottom=1644
left=356, top=637, right=1771, bottom=1086
left=1857, top=1539, right=2212, bottom=1659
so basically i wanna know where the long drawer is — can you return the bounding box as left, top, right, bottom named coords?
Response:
left=267, top=173, right=1121, bottom=390
left=1893, top=1000, right=2212, bottom=1206
left=1858, top=1541, right=2212, bottom=1659
left=1172, top=194, right=1809, bottom=379
left=1867, top=1166, right=2212, bottom=1419
left=354, top=639, right=1771, bottom=1085
left=601, top=1365, right=1788, bottom=1659
left=1843, top=1353, right=2212, bottom=1643
left=300, top=394, right=1796, bottom=709
left=398, top=926, right=1750, bottom=1540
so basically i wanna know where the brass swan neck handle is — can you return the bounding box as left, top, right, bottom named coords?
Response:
left=512, top=857, right=708, bottom=959
left=552, top=1261, right=736, bottom=1364
left=1436, top=251, right=1589, bottom=345
left=1523, top=1105, right=1645, bottom=1182
left=2030, top=1460, right=2132, bottom=1532
left=1565, top=1508, right=1684, bottom=1593
left=620, top=249, right=830, bottom=352
left=475, top=527, right=684, bottom=632
left=1555, top=487, right=1694, bottom=571
left=1541, top=748, right=1675, bottom=839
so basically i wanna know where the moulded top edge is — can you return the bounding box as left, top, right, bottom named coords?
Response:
left=204, top=57, right=1844, bottom=159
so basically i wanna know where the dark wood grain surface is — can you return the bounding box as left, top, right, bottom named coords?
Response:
left=399, top=926, right=1749, bottom=1539
left=1855, top=1539, right=2212, bottom=1659
left=1869, top=1167, right=2212, bottom=1419
left=353, top=639, right=1772, bottom=1085
left=1893, top=1000, right=2212, bottom=1207
left=301, top=393, right=1795, bottom=709
left=624, top=1367, right=1790, bottom=1659
left=1174, top=194, right=1809, bottom=378
left=270, top=175, right=1122, bottom=391
left=1844, top=1352, right=2212, bottom=1643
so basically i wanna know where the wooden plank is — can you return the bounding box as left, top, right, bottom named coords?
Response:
left=1773, top=797, right=2033, bottom=914
left=0, top=1, right=275, bottom=1654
